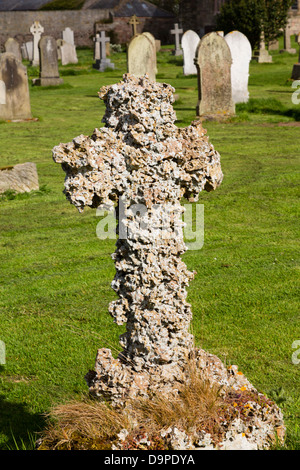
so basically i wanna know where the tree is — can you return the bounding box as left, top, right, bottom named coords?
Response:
left=149, top=0, right=181, bottom=15
left=215, top=0, right=293, bottom=48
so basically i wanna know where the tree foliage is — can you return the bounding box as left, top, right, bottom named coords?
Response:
left=215, top=0, right=293, bottom=48
left=149, top=0, right=181, bottom=15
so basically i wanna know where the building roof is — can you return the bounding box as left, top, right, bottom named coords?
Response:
left=87, top=0, right=175, bottom=17
left=0, top=0, right=175, bottom=16
left=0, top=0, right=50, bottom=10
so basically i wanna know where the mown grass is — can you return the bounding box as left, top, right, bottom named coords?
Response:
left=0, top=43, right=299, bottom=450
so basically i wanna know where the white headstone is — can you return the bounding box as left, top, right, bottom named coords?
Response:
left=225, top=31, right=252, bottom=104
left=181, top=30, right=200, bottom=75
left=21, top=44, right=28, bottom=60
left=62, top=27, right=75, bottom=45
left=61, top=42, right=78, bottom=65
left=25, top=41, right=33, bottom=61
left=30, top=21, right=44, bottom=66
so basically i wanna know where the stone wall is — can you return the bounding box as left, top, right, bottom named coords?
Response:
left=0, top=9, right=110, bottom=49
left=0, top=10, right=175, bottom=49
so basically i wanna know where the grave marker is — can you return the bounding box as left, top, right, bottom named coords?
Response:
left=30, top=20, right=44, bottom=66
left=4, top=38, right=22, bottom=62
left=225, top=31, right=252, bottom=104
left=93, top=31, right=114, bottom=72
left=195, top=32, right=235, bottom=119
left=181, top=30, right=200, bottom=75
left=34, top=36, right=63, bottom=86
left=127, top=34, right=157, bottom=81
left=128, top=15, right=140, bottom=37
left=0, top=53, right=32, bottom=120
left=52, top=73, right=223, bottom=405
left=171, top=23, right=183, bottom=56
left=252, top=30, right=272, bottom=63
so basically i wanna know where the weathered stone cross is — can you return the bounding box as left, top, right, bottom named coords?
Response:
left=171, top=23, right=183, bottom=56
left=53, top=74, right=223, bottom=406
left=97, top=31, right=109, bottom=60
left=30, top=20, right=44, bottom=66
left=93, top=31, right=114, bottom=72
left=128, top=14, right=140, bottom=37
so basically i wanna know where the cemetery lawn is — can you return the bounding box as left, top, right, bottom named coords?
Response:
left=0, top=45, right=299, bottom=450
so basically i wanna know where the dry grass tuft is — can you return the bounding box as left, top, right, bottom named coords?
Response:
left=38, top=398, right=130, bottom=450
left=37, top=360, right=239, bottom=450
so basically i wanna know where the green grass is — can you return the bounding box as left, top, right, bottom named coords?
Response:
left=0, top=45, right=299, bottom=450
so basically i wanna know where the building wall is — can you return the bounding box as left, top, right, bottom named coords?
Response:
left=179, top=0, right=226, bottom=37
left=0, top=9, right=175, bottom=49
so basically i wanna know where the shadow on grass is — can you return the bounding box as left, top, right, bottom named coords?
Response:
left=237, top=98, right=300, bottom=121
left=0, top=394, right=46, bottom=450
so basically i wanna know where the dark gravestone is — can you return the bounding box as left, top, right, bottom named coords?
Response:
left=195, top=32, right=235, bottom=120
left=34, top=36, right=63, bottom=86
left=0, top=53, right=32, bottom=121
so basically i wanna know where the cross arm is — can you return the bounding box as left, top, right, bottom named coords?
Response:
left=177, top=121, right=223, bottom=201
left=52, top=128, right=127, bottom=212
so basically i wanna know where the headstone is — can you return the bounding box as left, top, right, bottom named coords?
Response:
left=291, top=42, right=300, bottom=79
left=142, top=32, right=157, bottom=77
left=34, top=36, right=63, bottom=86
left=61, top=41, right=78, bottom=65
left=269, top=39, right=279, bottom=51
left=195, top=32, right=235, bottom=119
left=0, top=53, right=32, bottom=121
left=62, top=27, right=75, bottom=45
left=0, top=162, right=39, bottom=194
left=282, top=27, right=296, bottom=54
left=52, top=73, right=224, bottom=405
left=30, top=20, right=44, bottom=66
left=127, top=33, right=157, bottom=81
left=4, top=38, right=22, bottom=62
left=155, top=39, right=161, bottom=52
left=128, top=14, right=140, bottom=37
left=181, top=30, right=200, bottom=75
left=56, top=39, right=64, bottom=61
left=171, top=23, right=183, bottom=56
left=225, top=31, right=252, bottom=104
left=61, top=27, right=78, bottom=65
left=21, top=43, right=28, bottom=60
left=93, top=31, right=114, bottom=72
left=25, top=41, right=33, bottom=62
left=252, top=30, right=272, bottom=63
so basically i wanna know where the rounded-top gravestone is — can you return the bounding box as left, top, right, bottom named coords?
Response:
left=225, top=30, right=252, bottom=104
left=127, top=34, right=157, bottom=81
left=195, top=32, right=235, bottom=120
left=181, top=30, right=200, bottom=76
left=0, top=53, right=32, bottom=121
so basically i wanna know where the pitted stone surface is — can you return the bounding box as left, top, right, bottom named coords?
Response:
left=53, top=73, right=222, bottom=404
left=52, top=73, right=285, bottom=449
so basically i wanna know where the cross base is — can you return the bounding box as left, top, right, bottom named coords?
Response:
left=85, top=347, right=285, bottom=450
left=292, top=63, right=300, bottom=79
left=93, top=59, right=115, bottom=72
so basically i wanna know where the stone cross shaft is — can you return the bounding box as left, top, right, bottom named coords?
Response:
left=30, top=20, right=44, bottom=66
left=53, top=74, right=223, bottom=406
left=128, top=14, right=140, bottom=36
